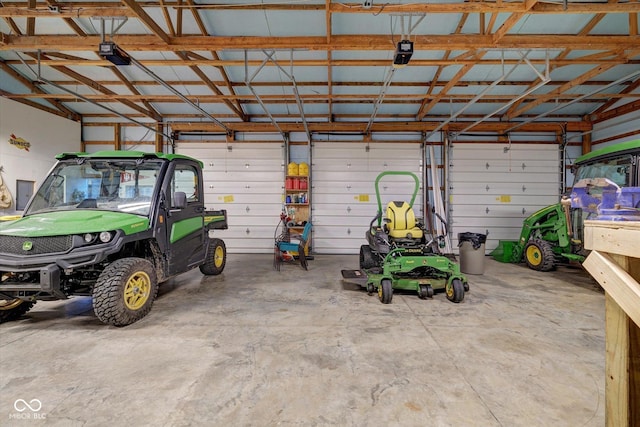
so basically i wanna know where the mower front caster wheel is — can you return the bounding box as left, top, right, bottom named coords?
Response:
left=366, top=283, right=375, bottom=295
left=418, top=284, right=434, bottom=299
left=378, top=279, right=393, bottom=304
left=446, top=279, right=465, bottom=303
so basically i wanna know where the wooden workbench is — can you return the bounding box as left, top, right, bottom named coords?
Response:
left=583, top=220, right=640, bottom=427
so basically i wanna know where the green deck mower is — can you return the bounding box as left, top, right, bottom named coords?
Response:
left=341, top=171, right=468, bottom=304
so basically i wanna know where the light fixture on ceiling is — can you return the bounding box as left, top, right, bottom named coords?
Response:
left=393, top=40, right=413, bottom=68
left=98, top=41, right=131, bottom=66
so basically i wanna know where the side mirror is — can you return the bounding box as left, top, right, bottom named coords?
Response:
left=173, top=191, right=187, bottom=209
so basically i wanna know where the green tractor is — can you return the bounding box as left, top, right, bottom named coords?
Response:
left=342, top=171, right=468, bottom=304
left=491, top=139, right=640, bottom=271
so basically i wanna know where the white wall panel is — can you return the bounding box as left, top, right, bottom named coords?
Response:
left=175, top=142, right=283, bottom=253
left=449, top=143, right=561, bottom=253
left=0, top=98, right=81, bottom=215
left=312, top=142, right=423, bottom=254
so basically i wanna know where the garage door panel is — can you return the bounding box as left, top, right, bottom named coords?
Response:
left=313, top=191, right=422, bottom=206
left=313, top=142, right=422, bottom=254
left=452, top=203, right=545, bottom=217
left=315, top=214, right=378, bottom=227
left=203, top=181, right=283, bottom=194
left=203, top=171, right=282, bottom=183
left=451, top=182, right=558, bottom=196
left=177, top=142, right=282, bottom=253
left=205, top=193, right=281, bottom=205
left=451, top=145, right=558, bottom=161
left=450, top=159, right=560, bottom=174
left=451, top=194, right=560, bottom=206
left=451, top=171, right=558, bottom=183
left=450, top=143, right=559, bottom=253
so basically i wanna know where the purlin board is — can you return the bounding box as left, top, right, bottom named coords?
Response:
left=312, top=142, right=423, bottom=254
left=449, top=142, right=561, bottom=253
left=175, top=142, right=284, bottom=253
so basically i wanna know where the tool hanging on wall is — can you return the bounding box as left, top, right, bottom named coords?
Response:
left=0, top=166, right=14, bottom=209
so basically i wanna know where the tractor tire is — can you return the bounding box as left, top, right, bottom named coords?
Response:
left=378, top=279, right=393, bottom=304
left=93, top=258, right=158, bottom=326
left=524, top=239, right=556, bottom=272
left=200, top=238, right=227, bottom=275
left=446, top=279, right=465, bottom=303
left=359, top=245, right=377, bottom=270
left=0, top=299, right=35, bottom=323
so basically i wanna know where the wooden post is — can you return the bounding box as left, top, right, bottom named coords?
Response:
left=155, top=123, right=163, bottom=153
left=583, top=220, right=640, bottom=427
left=114, top=123, right=121, bottom=151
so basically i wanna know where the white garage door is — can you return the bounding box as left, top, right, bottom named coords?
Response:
left=449, top=143, right=560, bottom=253
left=175, top=142, right=283, bottom=253
left=313, top=142, right=423, bottom=254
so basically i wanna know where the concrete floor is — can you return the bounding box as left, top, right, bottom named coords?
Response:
left=1, top=254, right=605, bottom=426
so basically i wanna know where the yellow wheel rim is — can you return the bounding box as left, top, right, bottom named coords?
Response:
left=526, top=246, right=542, bottom=266
left=445, top=283, right=453, bottom=298
left=0, top=299, right=23, bottom=311
left=378, top=285, right=383, bottom=299
left=214, top=245, right=224, bottom=268
left=124, top=271, right=151, bottom=310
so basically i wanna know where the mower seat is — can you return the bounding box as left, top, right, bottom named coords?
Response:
left=385, top=201, right=424, bottom=241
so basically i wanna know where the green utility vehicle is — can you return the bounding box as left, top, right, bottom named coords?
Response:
left=0, top=151, right=228, bottom=326
left=492, top=140, right=640, bottom=271
left=342, top=171, right=468, bottom=304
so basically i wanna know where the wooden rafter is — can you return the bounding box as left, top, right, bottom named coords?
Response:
left=1, top=2, right=638, bottom=16
left=506, top=63, right=619, bottom=119
left=0, top=60, right=80, bottom=121
left=182, top=0, right=246, bottom=121
left=2, top=34, right=639, bottom=52
left=109, top=67, right=162, bottom=121
left=178, top=51, right=246, bottom=120
left=503, top=0, right=617, bottom=119
left=26, top=52, right=158, bottom=119
left=121, top=0, right=170, bottom=43
left=416, top=51, right=487, bottom=120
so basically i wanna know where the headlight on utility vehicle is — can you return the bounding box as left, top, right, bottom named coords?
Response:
left=78, top=231, right=114, bottom=246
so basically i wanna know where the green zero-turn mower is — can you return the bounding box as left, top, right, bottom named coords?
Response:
left=341, top=171, right=468, bottom=304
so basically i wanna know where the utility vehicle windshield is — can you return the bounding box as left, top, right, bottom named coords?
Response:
left=26, top=159, right=163, bottom=216
left=574, top=154, right=633, bottom=187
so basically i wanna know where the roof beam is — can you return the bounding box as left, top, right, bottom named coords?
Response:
left=506, top=63, right=619, bottom=119
left=178, top=51, right=247, bottom=120
left=492, top=0, right=538, bottom=43
left=25, top=52, right=159, bottom=120
left=109, top=66, right=162, bottom=121
left=7, top=57, right=636, bottom=68
left=2, top=34, right=639, bottom=51
left=168, top=119, right=590, bottom=134
left=120, top=0, right=170, bottom=43
left=3, top=2, right=639, bottom=16
left=0, top=60, right=81, bottom=121
left=416, top=51, right=486, bottom=120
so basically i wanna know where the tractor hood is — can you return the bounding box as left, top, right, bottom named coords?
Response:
left=0, top=211, right=150, bottom=237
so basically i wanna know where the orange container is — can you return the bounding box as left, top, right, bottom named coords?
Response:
left=299, top=179, right=308, bottom=190
left=293, top=178, right=300, bottom=189
left=285, top=177, right=293, bottom=190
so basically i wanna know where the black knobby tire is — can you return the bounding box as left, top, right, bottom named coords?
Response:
left=359, top=245, right=377, bottom=270
left=200, top=238, right=227, bottom=275
left=418, top=285, right=434, bottom=299
left=446, top=279, right=465, bottom=303
left=378, top=279, right=393, bottom=304
left=524, top=238, right=556, bottom=272
left=0, top=299, right=35, bottom=323
left=93, top=258, right=158, bottom=326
